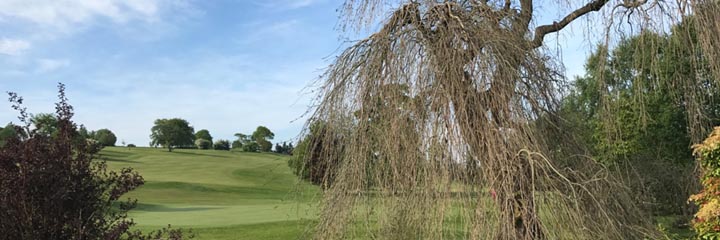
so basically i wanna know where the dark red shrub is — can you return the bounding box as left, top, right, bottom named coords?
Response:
left=0, top=83, right=190, bottom=240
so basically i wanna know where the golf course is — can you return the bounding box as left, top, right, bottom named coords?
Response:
left=101, top=146, right=320, bottom=239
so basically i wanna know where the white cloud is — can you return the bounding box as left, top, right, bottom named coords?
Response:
left=0, top=38, right=30, bottom=55
left=256, top=0, right=323, bottom=10
left=0, top=0, right=192, bottom=33
left=37, top=58, right=70, bottom=73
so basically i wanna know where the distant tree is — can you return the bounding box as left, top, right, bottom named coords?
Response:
left=252, top=126, right=274, bottom=152
left=94, top=129, right=117, bottom=147
left=195, top=139, right=211, bottom=150
left=31, top=113, right=58, bottom=137
left=127, top=143, right=136, bottom=148
left=242, top=142, right=259, bottom=152
left=0, top=123, right=20, bottom=147
left=274, top=142, right=294, bottom=155
left=0, top=84, right=190, bottom=239
left=231, top=140, right=243, bottom=149
left=150, top=118, right=195, bottom=152
left=288, top=122, right=342, bottom=188
left=213, top=140, right=230, bottom=151
left=194, top=129, right=213, bottom=147
left=252, top=126, right=274, bottom=142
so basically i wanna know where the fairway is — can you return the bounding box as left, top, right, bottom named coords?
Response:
left=101, top=147, right=319, bottom=239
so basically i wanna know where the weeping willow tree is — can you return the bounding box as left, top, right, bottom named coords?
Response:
left=300, top=0, right=720, bottom=239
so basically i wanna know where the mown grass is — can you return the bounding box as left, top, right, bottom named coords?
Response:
left=101, top=147, right=319, bottom=239
left=102, top=146, right=694, bottom=239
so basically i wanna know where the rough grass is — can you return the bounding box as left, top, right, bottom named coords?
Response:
left=101, top=147, right=319, bottom=239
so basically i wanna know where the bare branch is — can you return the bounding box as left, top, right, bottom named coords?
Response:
left=531, top=0, right=611, bottom=48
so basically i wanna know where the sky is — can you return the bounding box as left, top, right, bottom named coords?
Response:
left=0, top=0, right=592, bottom=147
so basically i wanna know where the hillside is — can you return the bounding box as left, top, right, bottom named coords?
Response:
left=101, top=147, right=319, bottom=239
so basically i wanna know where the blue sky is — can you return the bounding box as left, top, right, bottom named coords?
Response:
left=0, top=0, right=592, bottom=146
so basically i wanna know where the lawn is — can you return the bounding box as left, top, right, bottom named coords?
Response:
left=101, top=146, right=694, bottom=239
left=101, top=147, right=319, bottom=240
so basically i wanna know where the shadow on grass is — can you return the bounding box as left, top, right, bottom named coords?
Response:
left=170, top=150, right=231, bottom=159
left=134, top=203, right=224, bottom=212
left=102, top=157, right=141, bottom=164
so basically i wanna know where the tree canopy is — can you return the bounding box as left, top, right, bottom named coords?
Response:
left=195, top=129, right=213, bottom=144
left=304, top=0, right=720, bottom=239
left=150, top=118, right=195, bottom=152
left=94, top=129, right=117, bottom=147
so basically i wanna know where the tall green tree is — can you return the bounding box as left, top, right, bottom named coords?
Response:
left=31, top=113, right=58, bottom=137
left=94, top=129, right=117, bottom=147
left=252, top=126, right=274, bottom=152
left=150, top=118, right=195, bottom=152
left=194, top=129, right=213, bottom=147
left=558, top=21, right=719, bottom=214
left=0, top=123, right=20, bottom=147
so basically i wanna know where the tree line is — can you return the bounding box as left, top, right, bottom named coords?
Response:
left=149, top=118, right=293, bottom=154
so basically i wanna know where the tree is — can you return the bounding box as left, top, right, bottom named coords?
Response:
left=150, top=118, right=195, bottom=152
left=195, top=139, right=211, bottom=150
left=252, top=126, right=274, bottom=152
left=242, top=142, right=258, bottom=152
left=194, top=129, right=213, bottom=148
left=289, top=122, right=343, bottom=189
left=30, top=113, right=58, bottom=137
left=231, top=140, right=243, bottom=149
left=213, top=140, right=230, bottom=151
left=0, top=123, right=20, bottom=147
left=232, top=133, right=250, bottom=149
left=94, top=129, right=117, bottom=147
left=306, top=0, right=711, bottom=239
left=0, top=84, right=189, bottom=239
left=557, top=22, right=719, bottom=215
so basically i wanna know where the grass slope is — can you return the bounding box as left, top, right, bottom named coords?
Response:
left=101, top=147, right=319, bottom=239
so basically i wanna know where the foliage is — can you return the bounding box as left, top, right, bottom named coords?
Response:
left=127, top=143, right=136, bottom=148
left=0, top=123, right=20, bottom=147
left=0, top=84, right=190, bottom=239
left=274, top=142, right=294, bottom=155
left=242, top=142, right=258, bottom=152
left=94, top=128, right=117, bottom=147
left=231, top=140, right=243, bottom=149
left=289, top=121, right=342, bottom=189
left=558, top=23, right=717, bottom=214
left=232, top=133, right=250, bottom=149
left=195, top=129, right=213, bottom=147
left=150, top=118, right=195, bottom=152
left=213, top=140, right=230, bottom=151
left=195, top=139, right=212, bottom=150
left=252, top=126, right=274, bottom=152
left=690, top=127, right=720, bottom=239
left=30, top=113, right=58, bottom=137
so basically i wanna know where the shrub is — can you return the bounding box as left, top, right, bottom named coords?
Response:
left=127, top=143, right=136, bottom=148
left=94, top=128, right=117, bottom=146
left=213, top=140, right=230, bottom=151
left=690, top=126, right=720, bottom=238
left=0, top=84, right=190, bottom=239
left=195, top=139, right=211, bottom=150
left=242, top=141, right=258, bottom=152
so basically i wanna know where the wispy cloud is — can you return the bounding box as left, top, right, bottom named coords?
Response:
left=0, top=0, right=197, bottom=36
left=255, top=0, right=324, bottom=10
left=36, top=58, right=70, bottom=73
left=0, top=38, right=30, bottom=56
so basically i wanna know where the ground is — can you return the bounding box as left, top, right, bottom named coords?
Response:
left=102, top=146, right=694, bottom=239
left=101, top=147, right=318, bottom=240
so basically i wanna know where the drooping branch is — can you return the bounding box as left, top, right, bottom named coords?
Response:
left=531, top=0, right=611, bottom=48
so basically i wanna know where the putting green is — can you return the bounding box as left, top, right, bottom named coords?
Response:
left=101, top=147, right=319, bottom=239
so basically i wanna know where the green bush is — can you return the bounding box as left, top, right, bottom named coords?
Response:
left=213, top=140, right=230, bottom=151
left=690, top=127, right=720, bottom=238
left=195, top=139, right=211, bottom=150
